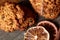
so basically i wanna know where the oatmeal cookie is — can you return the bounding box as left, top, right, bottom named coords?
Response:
left=0, top=2, right=36, bottom=32
left=0, top=2, right=24, bottom=32
left=29, top=0, right=59, bottom=19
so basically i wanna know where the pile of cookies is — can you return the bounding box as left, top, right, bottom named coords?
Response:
left=0, top=2, right=36, bottom=32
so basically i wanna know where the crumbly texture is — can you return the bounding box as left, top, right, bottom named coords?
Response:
left=29, top=0, right=59, bottom=19
left=0, top=3, right=20, bottom=32
left=15, top=5, right=24, bottom=24
left=24, top=26, right=49, bottom=40
left=20, top=17, right=35, bottom=31
left=0, top=2, right=35, bottom=32
left=19, top=6, right=35, bottom=31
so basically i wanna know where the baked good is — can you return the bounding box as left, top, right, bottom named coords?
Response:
left=0, top=2, right=36, bottom=32
left=24, top=26, right=50, bottom=40
left=6, top=0, right=21, bottom=3
left=15, top=5, right=24, bottom=24
left=19, top=6, right=35, bottom=31
left=0, top=0, right=21, bottom=5
left=0, top=2, right=19, bottom=32
left=29, top=0, right=59, bottom=19
left=20, top=17, right=35, bottom=31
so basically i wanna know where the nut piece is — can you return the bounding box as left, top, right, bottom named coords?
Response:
left=37, top=21, right=58, bottom=40
left=24, top=26, right=50, bottom=40
left=29, top=0, right=59, bottom=19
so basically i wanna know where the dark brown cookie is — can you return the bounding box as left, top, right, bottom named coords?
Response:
left=19, top=6, right=36, bottom=31
left=29, top=0, right=59, bottom=19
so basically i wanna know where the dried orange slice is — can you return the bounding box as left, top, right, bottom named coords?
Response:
left=37, top=21, right=58, bottom=40
left=24, top=26, right=50, bottom=40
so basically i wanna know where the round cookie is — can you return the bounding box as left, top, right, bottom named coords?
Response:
left=24, top=26, right=50, bottom=40
left=0, top=2, right=25, bottom=32
left=0, top=2, right=19, bottom=32
left=29, top=0, right=59, bottom=19
left=0, top=2, right=36, bottom=32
